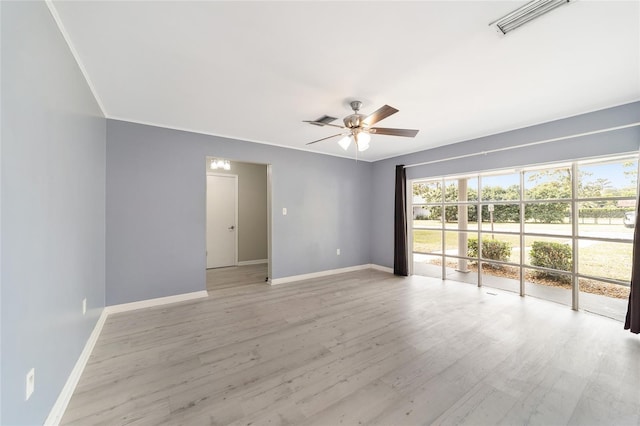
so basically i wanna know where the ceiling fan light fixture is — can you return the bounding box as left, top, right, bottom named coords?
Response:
left=356, top=132, right=371, bottom=152
left=338, top=136, right=351, bottom=151
left=490, top=0, right=573, bottom=35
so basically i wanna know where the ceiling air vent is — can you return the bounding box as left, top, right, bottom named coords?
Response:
left=490, top=0, right=574, bottom=35
left=308, top=115, right=338, bottom=126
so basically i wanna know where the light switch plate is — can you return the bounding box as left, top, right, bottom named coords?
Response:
left=26, top=368, right=35, bottom=401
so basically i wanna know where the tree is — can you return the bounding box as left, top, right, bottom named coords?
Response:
left=623, top=160, right=638, bottom=187
left=524, top=170, right=571, bottom=223
left=413, top=182, right=437, bottom=203
left=477, top=185, right=520, bottom=222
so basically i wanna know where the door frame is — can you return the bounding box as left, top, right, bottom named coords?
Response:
left=266, top=164, right=273, bottom=282
left=206, top=173, right=239, bottom=268
left=407, top=177, right=414, bottom=276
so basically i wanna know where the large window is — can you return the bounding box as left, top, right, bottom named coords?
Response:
left=411, top=154, right=638, bottom=321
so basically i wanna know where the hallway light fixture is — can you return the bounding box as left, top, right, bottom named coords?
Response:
left=490, top=0, right=573, bottom=35
left=210, top=158, right=231, bottom=170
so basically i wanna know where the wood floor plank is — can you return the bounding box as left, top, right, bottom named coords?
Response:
left=61, top=266, right=640, bottom=425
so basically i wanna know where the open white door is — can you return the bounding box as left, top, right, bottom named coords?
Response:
left=206, top=174, right=238, bottom=268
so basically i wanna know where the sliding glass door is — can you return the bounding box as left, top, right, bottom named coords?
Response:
left=410, top=154, right=638, bottom=321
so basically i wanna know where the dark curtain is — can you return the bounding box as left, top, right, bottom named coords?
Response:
left=394, top=165, right=409, bottom=276
left=625, top=199, right=640, bottom=333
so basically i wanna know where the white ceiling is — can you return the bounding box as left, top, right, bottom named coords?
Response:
left=51, top=1, right=640, bottom=161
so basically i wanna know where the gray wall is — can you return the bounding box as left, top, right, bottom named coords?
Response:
left=1, top=2, right=106, bottom=424
left=206, top=160, right=268, bottom=263
left=371, top=102, right=640, bottom=269
left=106, top=120, right=372, bottom=305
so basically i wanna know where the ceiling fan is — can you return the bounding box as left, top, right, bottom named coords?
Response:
left=303, top=100, right=419, bottom=152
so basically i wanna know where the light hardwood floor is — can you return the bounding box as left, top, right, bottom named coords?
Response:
left=206, top=264, right=269, bottom=291
left=61, top=268, right=640, bottom=425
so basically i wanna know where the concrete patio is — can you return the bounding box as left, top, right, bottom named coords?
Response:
left=413, top=259, right=628, bottom=322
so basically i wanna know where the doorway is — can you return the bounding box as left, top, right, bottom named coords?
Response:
left=205, top=157, right=271, bottom=283
left=206, top=174, right=238, bottom=268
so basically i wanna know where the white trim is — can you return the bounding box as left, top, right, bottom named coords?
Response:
left=374, top=101, right=640, bottom=162
left=404, top=122, right=640, bottom=169
left=45, top=289, right=209, bottom=424
left=45, top=1, right=107, bottom=116
left=108, top=116, right=371, bottom=162
left=233, top=175, right=239, bottom=266
left=266, top=164, right=273, bottom=282
left=370, top=264, right=394, bottom=274
left=103, top=100, right=640, bottom=164
left=270, top=264, right=393, bottom=285
left=406, top=176, right=413, bottom=276
left=105, top=290, right=208, bottom=315
left=238, top=259, right=268, bottom=266
left=44, top=309, right=108, bottom=426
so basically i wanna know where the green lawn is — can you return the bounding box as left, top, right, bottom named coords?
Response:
left=580, top=242, right=632, bottom=282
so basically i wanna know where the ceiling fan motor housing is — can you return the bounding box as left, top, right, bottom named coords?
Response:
left=344, top=114, right=367, bottom=129
left=344, top=100, right=367, bottom=129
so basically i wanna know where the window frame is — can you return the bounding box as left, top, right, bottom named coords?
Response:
left=410, top=153, right=638, bottom=315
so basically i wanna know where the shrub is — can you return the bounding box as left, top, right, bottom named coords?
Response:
left=578, top=207, right=626, bottom=224
left=468, top=238, right=512, bottom=263
left=468, top=238, right=479, bottom=258
left=525, top=203, right=569, bottom=223
left=483, top=239, right=513, bottom=263
left=529, top=241, right=572, bottom=283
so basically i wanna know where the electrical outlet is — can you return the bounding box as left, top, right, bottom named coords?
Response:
left=336, top=248, right=341, bottom=255
left=26, top=368, right=35, bottom=401
left=282, top=207, right=287, bottom=216
left=82, top=298, right=87, bottom=315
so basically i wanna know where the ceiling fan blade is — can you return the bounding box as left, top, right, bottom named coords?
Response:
left=362, top=105, right=399, bottom=126
left=306, top=132, right=348, bottom=145
left=370, top=127, right=419, bottom=137
left=303, top=120, right=345, bottom=129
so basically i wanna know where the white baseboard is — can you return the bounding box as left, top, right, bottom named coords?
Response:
left=237, top=259, right=268, bottom=266
left=44, top=309, right=108, bottom=426
left=370, top=264, right=394, bottom=274
left=46, top=289, right=209, bottom=424
left=105, top=290, right=209, bottom=315
left=270, top=264, right=393, bottom=285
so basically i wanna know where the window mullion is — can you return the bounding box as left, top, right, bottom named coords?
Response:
left=478, top=175, right=483, bottom=288
left=441, top=178, right=446, bottom=281
left=572, top=162, right=579, bottom=311
left=520, top=170, right=525, bottom=297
